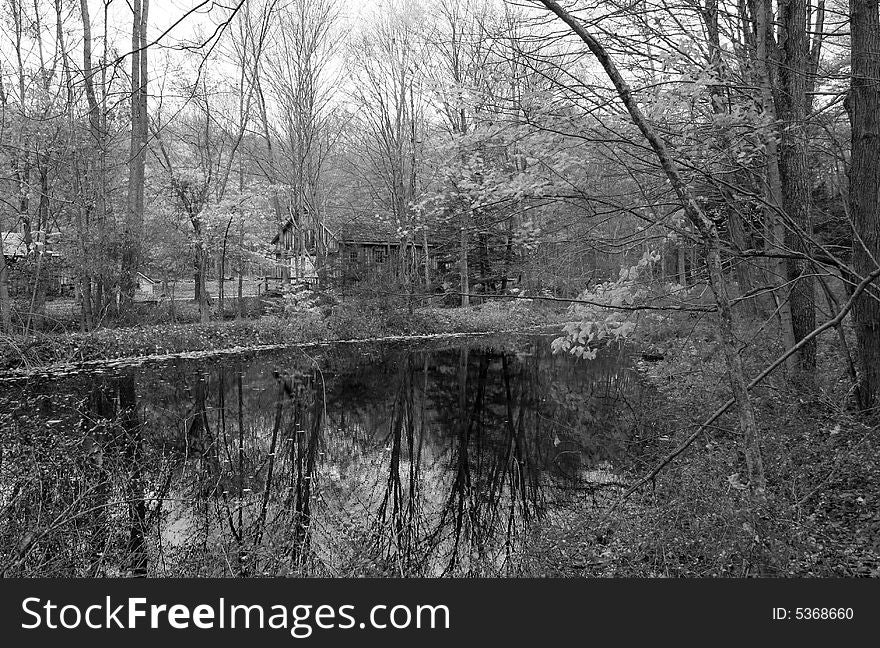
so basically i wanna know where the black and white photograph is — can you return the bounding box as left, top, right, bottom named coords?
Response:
left=0, top=0, right=878, bottom=606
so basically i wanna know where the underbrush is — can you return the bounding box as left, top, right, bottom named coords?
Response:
left=113, top=298, right=265, bottom=326
left=9, top=297, right=267, bottom=334
left=325, top=297, right=557, bottom=339
left=525, top=319, right=880, bottom=577
left=0, top=315, right=329, bottom=370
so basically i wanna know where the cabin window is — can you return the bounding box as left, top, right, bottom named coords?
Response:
left=349, top=248, right=358, bottom=263
left=374, top=248, right=387, bottom=264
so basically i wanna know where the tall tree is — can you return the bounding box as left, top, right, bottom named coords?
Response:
left=0, top=67, right=10, bottom=332
left=265, top=0, right=338, bottom=283
left=427, top=0, right=486, bottom=305
left=122, top=0, right=149, bottom=307
left=78, top=0, right=103, bottom=329
left=847, top=0, right=880, bottom=410
left=348, top=3, right=425, bottom=297
left=776, top=0, right=817, bottom=371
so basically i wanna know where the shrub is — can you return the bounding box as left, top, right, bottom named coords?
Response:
left=327, top=303, right=388, bottom=339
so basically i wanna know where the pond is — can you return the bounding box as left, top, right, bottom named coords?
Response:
left=0, top=334, right=646, bottom=577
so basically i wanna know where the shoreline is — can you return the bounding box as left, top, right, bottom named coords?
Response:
left=0, top=305, right=569, bottom=378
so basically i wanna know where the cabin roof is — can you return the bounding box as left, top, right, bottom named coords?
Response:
left=272, top=214, right=405, bottom=246
left=333, top=219, right=399, bottom=244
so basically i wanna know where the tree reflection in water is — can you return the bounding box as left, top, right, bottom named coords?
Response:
left=0, top=336, right=643, bottom=576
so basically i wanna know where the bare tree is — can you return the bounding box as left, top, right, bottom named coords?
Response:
left=264, top=0, right=339, bottom=284
left=538, top=0, right=766, bottom=499
left=348, top=2, right=426, bottom=300
left=425, top=0, right=490, bottom=305
left=122, top=0, right=150, bottom=307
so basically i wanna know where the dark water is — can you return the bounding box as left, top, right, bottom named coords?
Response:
left=0, top=335, right=644, bottom=577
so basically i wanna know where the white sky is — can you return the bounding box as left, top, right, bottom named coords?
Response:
left=120, top=0, right=382, bottom=47
left=0, top=0, right=383, bottom=71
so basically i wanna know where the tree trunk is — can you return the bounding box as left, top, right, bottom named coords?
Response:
left=238, top=222, right=246, bottom=318
left=678, top=242, right=687, bottom=285
left=407, top=246, right=416, bottom=305
left=199, top=248, right=209, bottom=324
left=193, top=258, right=201, bottom=302
left=778, top=0, right=817, bottom=372
left=79, top=0, right=102, bottom=328
left=702, top=1, right=759, bottom=318
left=122, top=0, right=149, bottom=309
left=847, top=0, right=880, bottom=411
left=191, top=217, right=208, bottom=323
left=754, top=0, right=797, bottom=371
left=460, top=216, right=469, bottom=307
left=501, top=223, right=514, bottom=292
left=218, top=253, right=224, bottom=319
left=422, top=229, right=431, bottom=292
left=219, top=216, right=233, bottom=320
left=0, top=236, right=11, bottom=333
left=238, top=270, right=244, bottom=319
left=79, top=273, right=93, bottom=332
left=728, top=209, right=759, bottom=318
left=24, top=246, right=43, bottom=335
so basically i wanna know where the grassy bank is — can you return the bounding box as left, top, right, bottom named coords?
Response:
left=0, top=299, right=566, bottom=372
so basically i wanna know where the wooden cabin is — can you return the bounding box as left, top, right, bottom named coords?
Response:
left=270, top=214, right=438, bottom=287
left=1, top=230, right=73, bottom=296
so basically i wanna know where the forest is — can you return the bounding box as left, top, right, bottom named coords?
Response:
left=0, top=0, right=878, bottom=577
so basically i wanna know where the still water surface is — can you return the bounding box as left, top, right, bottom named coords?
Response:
left=0, top=335, right=644, bottom=576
